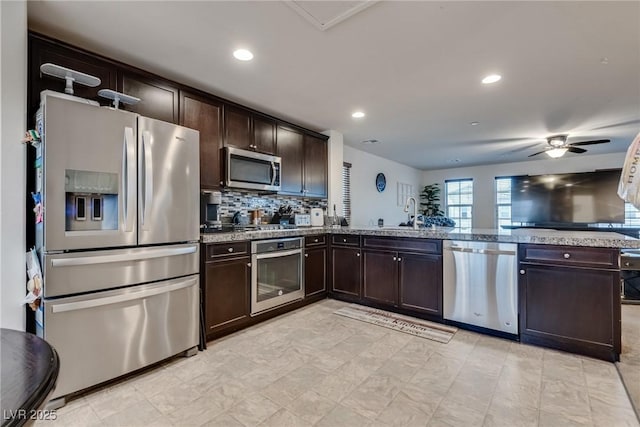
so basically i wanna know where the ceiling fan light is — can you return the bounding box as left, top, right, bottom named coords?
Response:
left=546, top=148, right=568, bottom=158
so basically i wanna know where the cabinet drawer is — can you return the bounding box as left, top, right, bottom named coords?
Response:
left=363, top=237, right=441, bottom=254
left=206, top=241, right=249, bottom=260
left=332, top=234, right=360, bottom=247
left=519, top=244, right=619, bottom=268
left=305, top=234, right=326, bottom=247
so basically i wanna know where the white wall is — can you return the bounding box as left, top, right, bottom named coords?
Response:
left=0, top=0, right=27, bottom=331
left=323, top=129, right=344, bottom=218
left=344, top=145, right=423, bottom=226
left=423, top=152, right=627, bottom=228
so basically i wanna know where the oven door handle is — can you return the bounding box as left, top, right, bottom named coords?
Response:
left=254, top=249, right=302, bottom=260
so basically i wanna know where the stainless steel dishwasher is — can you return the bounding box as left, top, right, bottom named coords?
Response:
left=443, top=240, right=518, bottom=335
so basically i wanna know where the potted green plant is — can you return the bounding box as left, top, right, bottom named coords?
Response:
left=420, top=183, right=444, bottom=217
left=419, top=184, right=456, bottom=228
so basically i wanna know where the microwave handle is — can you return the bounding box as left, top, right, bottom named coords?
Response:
left=270, top=161, right=277, bottom=186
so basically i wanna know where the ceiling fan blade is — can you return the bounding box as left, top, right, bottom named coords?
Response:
left=568, top=139, right=610, bottom=147
left=567, top=146, right=587, bottom=154
left=527, top=150, right=547, bottom=157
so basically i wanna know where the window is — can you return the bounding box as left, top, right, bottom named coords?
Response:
left=342, top=162, right=352, bottom=224
left=445, top=179, right=473, bottom=230
left=495, top=177, right=523, bottom=228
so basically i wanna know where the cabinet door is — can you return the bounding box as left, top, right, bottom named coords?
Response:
left=363, top=250, right=398, bottom=305
left=399, top=253, right=442, bottom=316
left=253, top=115, right=276, bottom=154
left=303, top=135, right=328, bottom=198
left=29, top=35, right=118, bottom=119
left=180, top=92, right=223, bottom=189
left=119, top=71, right=179, bottom=123
left=204, top=257, right=250, bottom=334
left=305, top=247, right=327, bottom=297
left=277, top=126, right=304, bottom=195
left=520, top=264, right=619, bottom=357
left=332, top=247, right=361, bottom=297
left=224, top=106, right=252, bottom=150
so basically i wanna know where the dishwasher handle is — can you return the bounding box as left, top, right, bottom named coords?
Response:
left=446, top=246, right=516, bottom=256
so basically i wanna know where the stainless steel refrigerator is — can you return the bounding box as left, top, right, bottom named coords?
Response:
left=34, top=91, right=200, bottom=406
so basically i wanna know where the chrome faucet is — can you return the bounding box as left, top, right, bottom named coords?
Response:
left=404, top=196, right=419, bottom=230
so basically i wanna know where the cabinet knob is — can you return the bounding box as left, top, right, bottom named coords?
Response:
left=356, top=253, right=360, bottom=257
left=305, top=253, right=309, bottom=258
left=625, top=262, right=631, bottom=267
left=228, top=247, right=234, bottom=253
left=397, top=257, right=402, bottom=262
left=314, top=238, right=318, bottom=243
left=393, top=256, right=397, bottom=261
left=563, top=253, right=570, bottom=259
left=519, top=269, right=525, bottom=275
left=343, top=239, right=347, bottom=242
left=247, top=262, right=252, bottom=267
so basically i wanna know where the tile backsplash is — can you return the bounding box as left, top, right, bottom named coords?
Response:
left=220, top=190, right=328, bottom=222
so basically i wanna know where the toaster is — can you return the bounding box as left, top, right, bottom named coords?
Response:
left=310, top=208, right=324, bottom=226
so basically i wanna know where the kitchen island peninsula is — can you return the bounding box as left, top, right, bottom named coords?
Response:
left=201, top=227, right=639, bottom=361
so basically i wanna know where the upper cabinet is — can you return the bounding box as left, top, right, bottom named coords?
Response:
left=277, top=126, right=305, bottom=195
left=118, top=71, right=179, bottom=123
left=224, top=106, right=276, bottom=155
left=28, top=35, right=118, bottom=121
left=303, top=135, right=328, bottom=198
left=180, top=91, right=224, bottom=190
left=277, top=126, right=328, bottom=198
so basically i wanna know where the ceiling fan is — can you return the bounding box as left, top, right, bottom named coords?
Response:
left=528, top=134, right=610, bottom=158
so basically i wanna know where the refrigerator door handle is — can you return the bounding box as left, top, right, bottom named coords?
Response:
left=123, top=127, right=136, bottom=232
left=141, top=130, right=153, bottom=229
left=50, top=245, right=198, bottom=267
left=50, top=277, right=197, bottom=313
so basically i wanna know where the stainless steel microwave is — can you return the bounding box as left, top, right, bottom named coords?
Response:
left=225, top=147, right=281, bottom=191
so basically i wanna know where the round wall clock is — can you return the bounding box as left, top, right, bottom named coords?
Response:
left=376, top=173, right=386, bottom=192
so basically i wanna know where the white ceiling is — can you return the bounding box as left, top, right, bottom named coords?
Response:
left=28, top=1, right=640, bottom=170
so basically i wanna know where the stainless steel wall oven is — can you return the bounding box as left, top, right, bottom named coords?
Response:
left=251, top=237, right=304, bottom=315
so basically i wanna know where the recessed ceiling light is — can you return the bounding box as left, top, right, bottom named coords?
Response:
left=470, top=121, right=480, bottom=126
left=600, top=57, right=609, bottom=64
left=233, top=49, right=254, bottom=61
left=482, top=74, right=502, bottom=84
left=352, top=111, right=365, bottom=118
left=361, top=139, right=380, bottom=144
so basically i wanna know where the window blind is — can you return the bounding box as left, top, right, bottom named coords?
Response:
left=342, top=162, right=352, bottom=223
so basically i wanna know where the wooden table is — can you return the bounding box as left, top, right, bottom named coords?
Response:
left=1, top=329, right=59, bottom=426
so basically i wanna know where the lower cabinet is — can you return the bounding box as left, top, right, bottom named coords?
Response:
left=519, top=244, right=621, bottom=361
left=363, top=249, right=442, bottom=316
left=399, top=253, right=442, bottom=316
left=305, top=247, right=327, bottom=297
left=331, top=247, right=362, bottom=297
left=203, top=244, right=251, bottom=337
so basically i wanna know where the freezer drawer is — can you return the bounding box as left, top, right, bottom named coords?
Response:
left=443, top=240, right=518, bottom=334
left=43, top=243, right=199, bottom=297
left=40, top=275, right=199, bottom=400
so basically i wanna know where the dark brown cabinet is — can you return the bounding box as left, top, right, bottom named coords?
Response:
left=224, top=107, right=277, bottom=154
left=252, top=115, right=277, bottom=154
left=361, top=237, right=442, bottom=317
left=363, top=250, right=398, bottom=305
left=180, top=91, right=223, bottom=190
left=202, top=242, right=250, bottom=338
left=277, top=126, right=305, bottom=194
left=303, top=135, right=328, bottom=198
left=28, top=34, right=118, bottom=118
left=118, top=71, right=179, bottom=123
left=519, top=244, right=621, bottom=361
left=399, top=253, right=442, bottom=316
left=305, top=235, right=327, bottom=297
left=331, top=247, right=362, bottom=297
left=277, top=126, right=328, bottom=197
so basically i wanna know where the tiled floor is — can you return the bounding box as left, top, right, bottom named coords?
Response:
left=40, top=299, right=639, bottom=426
left=619, top=304, right=640, bottom=419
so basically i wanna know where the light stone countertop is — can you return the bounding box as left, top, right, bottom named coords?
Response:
left=201, top=226, right=640, bottom=248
